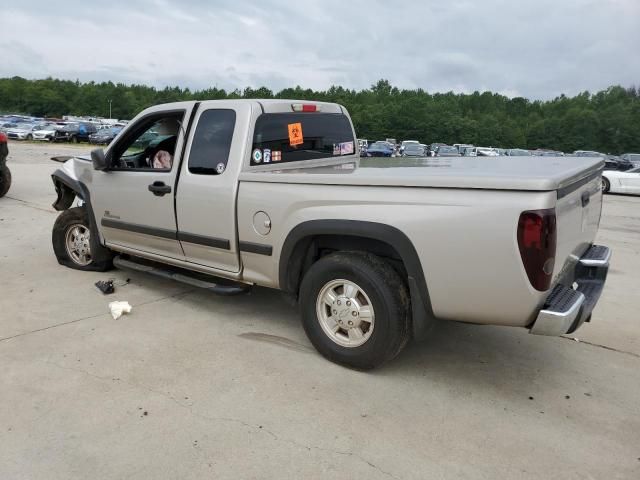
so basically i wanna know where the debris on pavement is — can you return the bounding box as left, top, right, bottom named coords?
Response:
left=95, top=280, right=115, bottom=295
left=95, top=278, right=130, bottom=295
left=108, top=301, right=132, bottom=320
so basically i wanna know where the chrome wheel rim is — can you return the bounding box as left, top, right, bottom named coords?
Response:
left=316, top=279, right=375, bottom=348
left=64, top=223, right=92, bottom=266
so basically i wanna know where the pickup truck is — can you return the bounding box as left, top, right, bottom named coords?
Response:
left=50, top=99, right=611, bottom=369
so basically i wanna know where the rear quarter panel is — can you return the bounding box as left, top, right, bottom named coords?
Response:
left=237, top=182, right=557, bottom=327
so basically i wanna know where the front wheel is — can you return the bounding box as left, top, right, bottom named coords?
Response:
left=0, top=165, right=11, bottom=197
left=52, top=207, right=113, bottom=271
left=299, top=252, right=411, bottom=370
left=601, top=177, right=610, bottom=193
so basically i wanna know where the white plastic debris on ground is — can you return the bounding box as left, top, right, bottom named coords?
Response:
left=108, top=301, right=132, bottom=320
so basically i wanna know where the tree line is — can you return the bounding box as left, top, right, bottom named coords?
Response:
left=1, top=77, right=639, bottom=154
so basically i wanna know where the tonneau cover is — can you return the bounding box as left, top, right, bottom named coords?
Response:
left=239, top=156, right=604, bottom=192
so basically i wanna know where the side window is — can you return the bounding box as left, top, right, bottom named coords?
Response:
left=110, top=112, right=184, bottom=171
left=250, top=113, right=355, bottom=166
left=188, top=109, right=236, bottom=175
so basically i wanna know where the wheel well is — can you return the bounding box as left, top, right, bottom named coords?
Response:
left=279, top=220, right=437, bottom=340
left=283, top=234, right=406, bottom=295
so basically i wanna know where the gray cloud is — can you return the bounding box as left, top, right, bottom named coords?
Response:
left=1, top=0, right=638, bottom=98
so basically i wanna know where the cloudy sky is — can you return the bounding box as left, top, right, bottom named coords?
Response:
left=1, top=0, right=639, bottom=99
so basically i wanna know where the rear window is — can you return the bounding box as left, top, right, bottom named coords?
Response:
left=251, top=113, right=354, bottom=165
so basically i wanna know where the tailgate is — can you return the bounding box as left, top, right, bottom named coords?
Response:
left=553, top=171, right=603, bottom=281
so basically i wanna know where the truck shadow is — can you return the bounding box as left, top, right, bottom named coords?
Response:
left=195, top=285, right=584, bottom=392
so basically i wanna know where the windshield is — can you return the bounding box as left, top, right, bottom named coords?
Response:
left=16, top=123, right=33, bottom=129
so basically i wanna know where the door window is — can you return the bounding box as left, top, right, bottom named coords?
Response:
left=188, top=109, right=236, bottom=175
left=110, top=112, right=184, bottom=171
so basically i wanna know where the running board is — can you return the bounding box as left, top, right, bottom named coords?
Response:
left=113, top=256, right=251, bottom=296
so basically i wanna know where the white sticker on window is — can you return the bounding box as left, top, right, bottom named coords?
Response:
left=263, top=148, right=271, bottom=163
left=252, top=148, right=263, bottom=163
left=216, top=162, right=225, bottom=174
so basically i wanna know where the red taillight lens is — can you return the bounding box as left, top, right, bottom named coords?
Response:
left=291, top=103, right=319, bottom=112
left=517, top=209, right=557, bottom=291
left=0, top=132, right=7, bottom=142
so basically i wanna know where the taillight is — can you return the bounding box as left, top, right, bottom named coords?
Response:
left=0, top=132, right=7, bottom=142
left=517, top=209, right=557, bottom=291
left=291, top=103, right=319, bottom=112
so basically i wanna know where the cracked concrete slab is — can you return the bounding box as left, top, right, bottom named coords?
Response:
left=1, top=142, right=639, bottom=479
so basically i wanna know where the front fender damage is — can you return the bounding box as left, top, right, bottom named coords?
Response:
left=52, top=171, right=84, bottom=211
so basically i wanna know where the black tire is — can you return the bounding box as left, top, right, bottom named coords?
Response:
left=0, top=165, right=11, bottom=197
left=601, top=177, right=610, bottom=193
left=52, top=207, right=113, bottom=271
left=299, top=251, right=411, bottom=370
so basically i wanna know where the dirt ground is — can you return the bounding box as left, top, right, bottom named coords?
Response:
left=1, top=141, right=639, bottom=479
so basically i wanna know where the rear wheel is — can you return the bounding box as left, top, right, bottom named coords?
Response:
left=601, top=177, right=610, bottom=193
left=52, top=207, right=113, bottom=271
left=299, top=251, right=411, bottom=370
left=0, top=165, right=11, bottom=197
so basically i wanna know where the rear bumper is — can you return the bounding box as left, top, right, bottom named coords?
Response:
left=530, top=245, right=610, bottom=336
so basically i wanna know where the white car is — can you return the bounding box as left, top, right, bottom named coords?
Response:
left=32, top=124, right=61, bottom=141
left=602, top=166, right=640, bottom=195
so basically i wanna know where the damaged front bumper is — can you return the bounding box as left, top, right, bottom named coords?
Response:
left=530, top=245, right=611, bottom=336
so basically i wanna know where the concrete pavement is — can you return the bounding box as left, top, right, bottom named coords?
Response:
left=1, top=142, right=639, bottom=479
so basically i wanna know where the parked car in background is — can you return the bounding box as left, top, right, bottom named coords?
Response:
left=54, top=122, right=98, bottom=143
left=602, top=166, right=640, bottom=195
left=620, top=153, right=640, bottom=167
left=506, top=148, right=531, bottom=156
left=461, top=147, right=477, bottom=156
left=435, top=145, right=459, bottom=157
left=0, top=131, right=10, bottom=197
left=89, top=127, right=123, bottom=145
left=399, top=140, right=420, bottom=154
left=366, top=141, right=395, bottom=157
left=533, top=149, right=564, bottom=156
left=428, top=143, right=447, bottom=157
left=473, top=147, right=499, bottom=157
left=453, top=143, right=474, bottom=154
left=5, top=123, right=45, bottom=140
left=573, top=150, right=602, bottom=157
left=603, top=155, right=633, bottom=171
left=33, top=123, right=63, bottom=141
left=401, top=143, right=427, bottom=157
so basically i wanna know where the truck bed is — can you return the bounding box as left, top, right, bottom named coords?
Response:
left=240, top=156, right=604, bottom=192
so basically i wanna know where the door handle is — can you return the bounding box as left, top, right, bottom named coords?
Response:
left=148, top=181, right=172, bottom=196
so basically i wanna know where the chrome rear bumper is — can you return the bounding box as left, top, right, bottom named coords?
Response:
left=530, top=245, right=610, bottom=336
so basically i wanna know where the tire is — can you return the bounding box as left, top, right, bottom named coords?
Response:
left=299, top=251, right=411, bottom=370
left=52, top=207, right=113, bottom=271
left=71, top=136, right=79, bottom=144
left=0, top=165, right=11, bottom=197
left=601, top=177, right=610, bottom=193
left=26, top=134, right=33, bottom=141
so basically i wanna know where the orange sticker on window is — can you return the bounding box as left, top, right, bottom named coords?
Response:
left=288, top=122, right=304, bottom=146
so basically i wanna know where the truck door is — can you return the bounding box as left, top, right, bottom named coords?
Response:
left=175, top=101, right=254, bottom=272
left=91, top=106, right=194, bottom=259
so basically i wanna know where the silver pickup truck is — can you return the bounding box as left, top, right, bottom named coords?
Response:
left=50, top=99, right=610, bottom=369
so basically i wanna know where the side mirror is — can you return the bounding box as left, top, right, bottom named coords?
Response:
left=91, top=148, right=109, bottom=171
